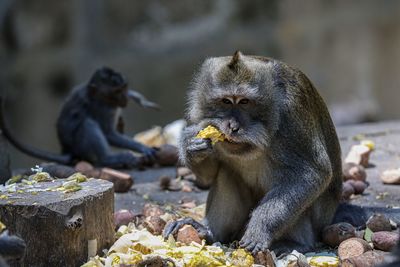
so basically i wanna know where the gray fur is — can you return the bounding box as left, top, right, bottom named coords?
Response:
left=178, top=52, right=342, bottom=254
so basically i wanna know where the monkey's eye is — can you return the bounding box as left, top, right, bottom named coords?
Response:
left=222, top=98, right=233, bottom=104
left=238, top=98, right=249, bottom=104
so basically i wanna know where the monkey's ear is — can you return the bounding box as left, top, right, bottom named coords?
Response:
left=228, top=51, right=243, bottom=70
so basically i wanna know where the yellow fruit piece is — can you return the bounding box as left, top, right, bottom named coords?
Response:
left=111, top=255, right=120, bottom=266
left=67, top=172, right=88, bottom=183
left=196, top=125, right=225, bottom=145
left=361, top=140, right=375, bottom=151
left=31, top=172, right=52, bottom=182
left=309, top=256, right=339, bottom=267
left=186, top=253, right=224, bottom=267
left=230, top=249, right=254, bottom=267
left=0, top=221, right=6, bottom=232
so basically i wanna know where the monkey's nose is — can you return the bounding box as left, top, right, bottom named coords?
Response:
left=229, top=121, right=240, bottom=133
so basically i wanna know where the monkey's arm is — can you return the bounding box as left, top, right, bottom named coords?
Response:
left=105, top=130, right=156, bottom=159
left=127, top=90, right=160, bottom=110
left=180, top=124, right=219, bottom=188
left=240, top=158, right=332, bottom=253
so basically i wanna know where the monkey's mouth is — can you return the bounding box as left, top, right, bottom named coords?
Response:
left=221, top=135, right=253, bottom=150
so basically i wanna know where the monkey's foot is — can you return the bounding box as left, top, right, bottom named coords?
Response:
left=239, top=229, right=271, bottom=254
left=163, top=217, right=213, bottom=243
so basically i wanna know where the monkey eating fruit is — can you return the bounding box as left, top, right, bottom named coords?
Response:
left=164, top=51, right=345, bottom=255
left=0, top=67, right=159, bottom=168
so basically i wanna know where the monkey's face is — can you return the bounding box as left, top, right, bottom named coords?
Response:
left=203, top=88, right=269, bottom=156
left=92, top=84, right=128, bottom=107
left=108, top=85, right=129, bottom=107
left=188, top=53, right=281, bottom=157
left=88, top=67, right=129, bottom=107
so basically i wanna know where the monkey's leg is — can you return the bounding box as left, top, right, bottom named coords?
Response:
left=269, top=214, right=316, bottom=255
left=105, top=131, right=156, bottom=162
left=239, top=167, right=331, bottom=253
left=204, top=173, right=255, bottom=244
left=77, top=119, right=141, bottom=168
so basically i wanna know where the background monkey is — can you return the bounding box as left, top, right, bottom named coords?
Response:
left=0, top=67, right=159, bottom=168
left=164, top=51, right=343, bottom=254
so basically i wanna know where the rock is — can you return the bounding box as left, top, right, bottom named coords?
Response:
left=176, top=225, right=202, bottom=245
left=322, top=222, right=356, bottom=247
left=159, top=176, right=181, bottom=191
left=341, top=250, right=388, bottom=267
left=344, top=145, right=371, bottom=167
left=114, top=209, right=135, bottom=228
left=99, top=168, right=133, bottom=193
left=137, top=256, right=174, bottom=267
left=142, top=203, right=165, bottom=217
left=0, top=231, right=26, bottom=261
left=181, top=184, right=193, bottom=192
left=143, top=216, right=166, bottom=235
left=346, top=180, right=368, bottom=194
left=75, top=161, right=94, bottom=173
left=343, top=163, right=367, bottom=182
left=342, top=181, right=355, bottom=201
left=177, top=167, right=192, bottom=177
left=155, top=144, right=179, bottom=166
left=372, top=231, right=399, bottom=251
left=159, top=175, right=171, bottom=190
left=366, top=214, right=392, bottom=232
left=338, top=238, right=372, bottom=260
left=355, top=230, right=365, bottom=239
left=254, top=250, right=276, bottom=267
left=380, top=169, right=400, bottom=185
left=180, top=200, right=196, bottom=209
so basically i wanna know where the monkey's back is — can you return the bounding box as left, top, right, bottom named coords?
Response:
left=274, top=60, right=343, bottom=228
left=56, top=85, right=90, bottom=153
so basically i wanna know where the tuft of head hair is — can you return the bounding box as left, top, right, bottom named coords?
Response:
left=217, top=51, right=254, bottom=85
left=89, top=67, right=127, bottom=88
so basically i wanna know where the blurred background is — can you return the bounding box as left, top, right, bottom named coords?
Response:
left=1, top=0, right=400, bottom=169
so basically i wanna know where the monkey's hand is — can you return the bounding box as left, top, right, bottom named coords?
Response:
left=163, top=217, right=213, bottom=244
left=139, top=146, right=158, bottom=165
left=186, top=138, right=213, bottom=164
left=180, top=125, right=219, bottom=187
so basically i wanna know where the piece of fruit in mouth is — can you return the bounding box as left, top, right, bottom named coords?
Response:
left=196, top=125, right=226, bottom=145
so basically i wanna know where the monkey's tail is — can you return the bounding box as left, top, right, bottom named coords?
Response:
left=333, top=203, right=400, bottom=227
left=0, top=96, right=72, bottom=165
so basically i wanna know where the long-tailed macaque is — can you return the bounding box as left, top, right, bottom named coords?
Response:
left=0, top=67, right=159, bottom=168
left=164, top=51, right=343, bottom=254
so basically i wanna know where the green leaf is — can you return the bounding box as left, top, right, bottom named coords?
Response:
left=364, top=227, right=373, bottom=242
